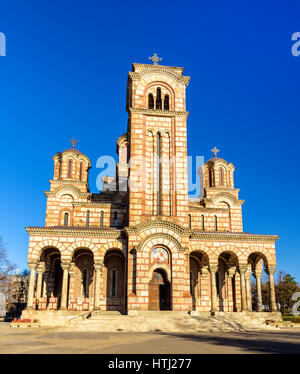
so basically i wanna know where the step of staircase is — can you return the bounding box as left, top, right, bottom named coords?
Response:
left=64, top=312, right=279, bottom=333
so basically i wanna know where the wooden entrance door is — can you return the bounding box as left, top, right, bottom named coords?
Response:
left=148, top=270, right=171, bottom=310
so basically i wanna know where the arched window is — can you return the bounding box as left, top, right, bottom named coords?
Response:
left=157, top=133, right=162, bottom=215
left=111, top=269, right=117, bottom=297
left=86, top=210, right=90, bottom=227
left=113, top=211, right=118, bottom=227
left=188, top=214, right=192, bottom=229
left=100, top=210, right=104, bottom=228
left=82, top=268, right=88, bottom=298
left=219, top=168, right=224, bottom=186
left=156, top=88, right=162, bottom=110
left=64, top=212, right=69, bottom=227
left=214, top=215, right=218, bottom=231
left=209, top=168, right=213, bottom=187
left=58, top=160, right=62, bottom=179
left=79, top=162, right=83, bottom=181
left=201, top=215, right=205, bottom=231
left=68, top=160, right=72, bottom=178
left=164, top=95, right=169, bottom=110
left=148, top=93, right=154, bottom=109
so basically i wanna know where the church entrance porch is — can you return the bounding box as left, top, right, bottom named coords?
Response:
left=148, top=269, right=171, bottom=311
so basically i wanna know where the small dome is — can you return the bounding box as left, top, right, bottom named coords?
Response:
left=62, top=148, right=85, bottom=156
left=206, top=157, right=228, bottom=164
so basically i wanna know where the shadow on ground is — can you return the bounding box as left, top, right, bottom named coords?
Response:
left=156, top=331, right=300, bottom=354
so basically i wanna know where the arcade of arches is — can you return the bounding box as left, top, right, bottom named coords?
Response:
left=26, top=245, right=277, bottom=313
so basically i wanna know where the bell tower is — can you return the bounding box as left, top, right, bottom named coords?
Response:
left=126, top=56, right=190, bottom=227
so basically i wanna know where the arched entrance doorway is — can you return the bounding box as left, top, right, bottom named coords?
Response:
left=148, top=269, right=171, bottom=310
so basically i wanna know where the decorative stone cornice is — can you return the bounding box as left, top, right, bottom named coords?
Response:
left=129, top=107, right=189, bottom=117
left=72, top=202, right=123, bottom=208
left=125, top=219, right=191, bottom=236
left=188, top=205, right=229, bottom=212
left=190, top=232, right=279, bottom=243
left=129, top=64, right=190, bottom=86
left=26, top=226, right=123, bottom=238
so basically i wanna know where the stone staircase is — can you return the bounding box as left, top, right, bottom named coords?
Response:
left=63, top=311, right=281, bottom=333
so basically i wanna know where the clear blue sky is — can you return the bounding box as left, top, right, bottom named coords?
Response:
left=0, top=1, right=299, bottom=281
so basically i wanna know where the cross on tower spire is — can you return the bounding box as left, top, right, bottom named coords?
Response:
left=149, top=53, right=162, bottom=65
left=69, top=138, right=78, bottom=149
left=211, top=146, right=220, bottom=158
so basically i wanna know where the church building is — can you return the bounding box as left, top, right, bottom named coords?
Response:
left=24, top=59, right=279, bottom=317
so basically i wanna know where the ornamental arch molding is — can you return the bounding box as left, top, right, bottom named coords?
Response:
left=66, top=240, right=99, bottom=262
left=137, top=233, right=183, bottom=254
left=31, top=239, right=67, bottom=261
left=244, top=245, right=274, bottom=267
left=53, top=185, right=82, bottom=200
left=99, top=241, right=126, bottom=260
left=212, top=193, right=238, bottom=207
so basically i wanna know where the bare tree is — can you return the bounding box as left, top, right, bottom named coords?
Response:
left=0, top=237, right=16, bottom=298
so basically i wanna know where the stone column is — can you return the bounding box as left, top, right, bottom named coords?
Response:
left=36, top=262, right=46, bottom=300
left=227, top=267, right=236, bottom=312
left=245, top=269, right=252, bottom=312
left=26, top=262, right=37, bottom=310
left=209, top=264, right=218, bottom=314
left=255, top=270, right=263, bottom=312
left=268, top=266, right=277, bottom=312
left=94, top=263, right=103, bottom=310
left=60, top=262, right=70, bottom=310
left=239, top=266, right=248, bottom=311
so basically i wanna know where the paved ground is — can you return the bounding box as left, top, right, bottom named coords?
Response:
left=0, top=322, right=300, bottom=354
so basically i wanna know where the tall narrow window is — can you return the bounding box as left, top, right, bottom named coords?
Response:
left=86, top=210, right=90, bottom=227
left=209, top=168, right=214, bottom=187
left=100, top=210, right=104, bottom=227
left=113, top=211, right=118, bottom=227
left=68, top=160, right=72, bottom=178
left=201, top=215, right=205, bottom=231
left=111, top=269, right=117, bottom=297
left=148, top=93, right=154, bottom=109
left=214, top=215, right=218, bottom=231
left=157, top=133, right=162, bottom=215
left=82, top=269, right=88, bottom=297
left=58, top=160, right=62, bottom=179
left=64, top=212, right=69, bottom=227
left=219, top=168, right=224, bottom=186
left=79, top=162, right=83, bottom=181
left=188, top=214, right=192, bottom=229
left=164, top=95, right=169, bottom=110
left=156, top=88, right=162, bottom=109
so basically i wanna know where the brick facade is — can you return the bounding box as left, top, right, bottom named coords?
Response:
left=24, top=62, right=279, bottom=314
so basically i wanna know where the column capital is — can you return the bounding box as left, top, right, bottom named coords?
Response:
left=239, top=265, right=248, bottom=274
left=94, top=262, right=103, bottom=272
left=28, top=262, right=37, bottom=271
left=254, top=270, right=263, bottom=279
left=228, top=266, right=236, bottom=278
left=267, top=266, right=276, bottom=275
left=61, top=262, right=71, bottom=271
left=209, top=264, right=218, bottom=273
left=37, top=262, right=46, bottom=274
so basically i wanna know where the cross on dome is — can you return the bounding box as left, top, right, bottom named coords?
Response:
left=149, top=53, right=162, bottom=65
left=211, top=146, right=220, bottom=158
left=69, top=138, right=78, bottom=149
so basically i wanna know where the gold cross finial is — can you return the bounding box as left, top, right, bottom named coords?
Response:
left=69, top=138, right=78, bottom=149
left=211, top=146, right=220, bottom=158
left=149, top=53, right=162, bottom=65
